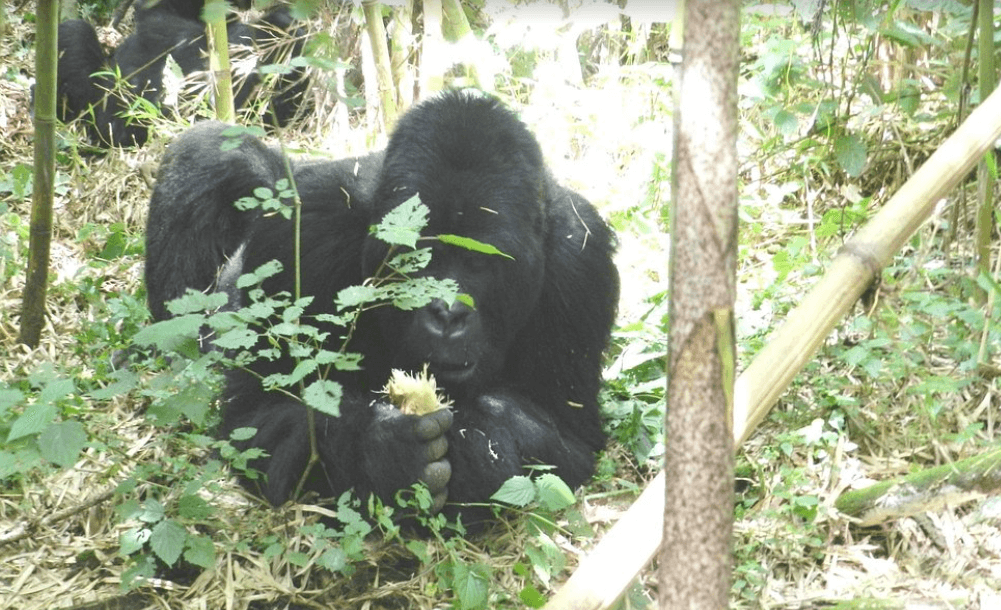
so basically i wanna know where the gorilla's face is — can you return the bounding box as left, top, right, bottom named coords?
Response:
left=363, top=167, right=546, bottom=392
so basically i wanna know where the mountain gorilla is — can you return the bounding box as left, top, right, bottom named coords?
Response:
left=54, top=0, right=306, bottom=147
left=144, top=92, right=619, bottom=522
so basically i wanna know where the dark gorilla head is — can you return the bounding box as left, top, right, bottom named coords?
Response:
left=362, top=92, right=549, bottom=392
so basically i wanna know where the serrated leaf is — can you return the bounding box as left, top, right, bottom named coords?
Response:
left=303, top=380, right=342, bottom=416
left=150, top=519, right=187, bottom=566
left=336, top=285, right=380, bottom=310
left=212, top=327, right=258, bottom=350
left=318, top=547, right=349, bottom=573
left=8, top=403, right=57, bottom=442
left=371, top=194, right=427, bottom=248
left=165, top=290, right=228, bottom=316
left=38, top=377, right=75, bottom=405
left=183, top=534, right=216, bottom=568
left=178, top=494, right=213, bottom=520
left=491, top=475, right=536, bottom=507
left=452, top=561, right=490, bottom=610
left=89, top=368, right=139, bottom=400
left=0, top=388, right=24, bottom=415
left=437, top=234, right=514, bottom=260
left=835, top=133, right=867, bottom=177
left=535, top=473, right=575, bottom=511
left=38, top=420, right=87, bottom=468
left=120, top=527, right=151, bottom=556
left=389, top=247, right=432, bottom=273
left=138, top=499, right=166, bottom=523
left=132, top=314, right=204, bottom=352
left=773, top=109, right=798, bottom=138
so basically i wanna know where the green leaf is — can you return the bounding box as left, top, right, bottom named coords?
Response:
left=178, top=494, right=213, bottom=520
left=371, top=194, right=427, bottom=248
left=89, top=368, right=139, bottom=400
left=150, top=519, right=187, bottom=567
left=230, top=427, right=258, bottom=441
left=336, top=285, right=380, bottom=310
left=834, top=133, right=867, bottom=177
left=120, top=527, right=151, bottom=556
left=388, top=248, right=432, bottom=273
left=535, top=473, right=576, bottom=511
left=8, top=403, right=57, bottom=442
left=318, top=547, right=349, bottom=573
left=519, top=584, right=547, bottom=608
left=184, top=534, right=216, bottom=568
left=491, top=475, right=536, bottom=507
left=436, top=234, right=514, bottom=260
left=38, top=420, right=87, bottom=468
left=0, top=387, right=24, bottom=417
left=132, top=314, right=204, bottom=353
left=772, top=109, right=798, bottom=138
left=165, top=291, right=229, bottom=316
left=452, top=561, right=490, bottom=610
left=212, top=328, right=258, bottom=350
left=303, top=380, right=342, bottom=416
left=38, top=377, right=75, bottom=406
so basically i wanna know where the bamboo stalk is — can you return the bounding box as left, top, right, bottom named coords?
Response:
left=543, top=82, right=1001, bottom=610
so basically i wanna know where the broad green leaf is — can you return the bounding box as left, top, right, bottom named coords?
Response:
left=0, top=388, right=24, bottom=416
left=535, top=473, right=575, bottom=511
left=150, top=519, right=187, bottom=566
left=452, top=561, right=490, bottom=610
left=371, top=194, right=427, bottom=248
left=491, top=475, right=535, bottom=507
left=336, top=285, right=379, bottom=310
left=303, top=380, right=342, bottom=416
left=212, top=327, right=258, bottom=350
left=38, top=377, right=75, bottom=406
left=318, top=547, right=349, bottom=573
left=184, top=534, right=216, bottom=568
left=119, top=527, right=151, bottom=556
left=39, top=420, right=87, bottom=468
left=178, top=494, right=213, bottom=520
left=89, top=368, right=139, bottom=400
left=8, top=403, right=57, bottom=442
left=132, top=314, right=204, bottom=353
left=834, top=133, right=867, bottom=177
left=230, top=427, right=258, bottom=441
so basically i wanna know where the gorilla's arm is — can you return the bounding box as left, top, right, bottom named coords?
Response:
left=220, top=371, right=454, bottom=510
left=146, top=121, right=287, bottom=320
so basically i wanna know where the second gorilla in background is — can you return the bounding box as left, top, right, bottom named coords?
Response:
left=144, top=91, right=619, bottom=523
left=55, top=0, right=306, bottom=147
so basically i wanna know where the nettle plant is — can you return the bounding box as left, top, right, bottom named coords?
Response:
left=114, top=187, right=584, bottom=602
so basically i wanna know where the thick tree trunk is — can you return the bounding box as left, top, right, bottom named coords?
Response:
left=661, top=1, right=740, bottom=607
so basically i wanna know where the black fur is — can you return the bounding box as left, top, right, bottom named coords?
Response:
left=53, top=0, right=306, bottom=147
left=145, top=92, right=619, bottom=522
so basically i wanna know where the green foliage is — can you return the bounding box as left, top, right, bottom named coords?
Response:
left=0, top=372, right=85, bottom=481
left=602, top=289, right=667, bottom=466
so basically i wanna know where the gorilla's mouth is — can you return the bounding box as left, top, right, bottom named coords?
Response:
left=429, top=360, right=477, bottom=385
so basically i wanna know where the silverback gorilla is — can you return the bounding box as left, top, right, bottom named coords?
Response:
left=144, top=92, right=619, bottom=521
left=54, top=0, right=305, bottom=147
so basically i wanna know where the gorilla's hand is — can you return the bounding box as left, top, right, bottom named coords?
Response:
left=362, top=402, right=453, bottom=513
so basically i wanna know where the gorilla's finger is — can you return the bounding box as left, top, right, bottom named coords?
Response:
left=423, top=435, right=448, bottom=462
left=421, top=458, right=452, bottom=494
left=430, top=490, right=448, bottom=514
left=414, top=408, right=453, bottom=440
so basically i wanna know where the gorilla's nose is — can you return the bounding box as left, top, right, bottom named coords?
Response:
left=423, top=298, right=472, bottom=339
